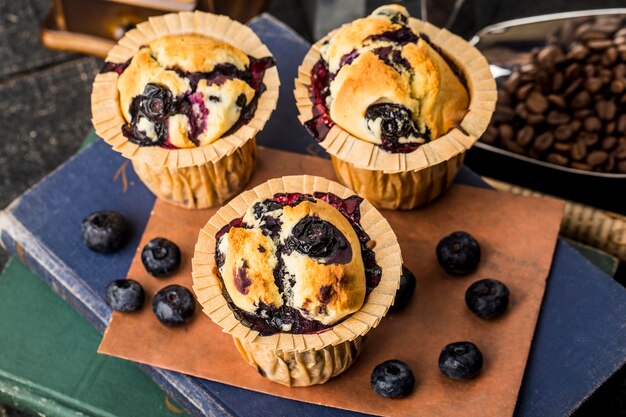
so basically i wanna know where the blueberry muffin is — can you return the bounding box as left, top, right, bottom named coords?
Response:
left=295, top=5, right=496, bottom=209
left=92, top=12, right=280, bottom=209
left=113, top=35, right=274, bottom=149
left=310, top=4, right=468, bottom=153
left=192, top=176, right=402, bottom=386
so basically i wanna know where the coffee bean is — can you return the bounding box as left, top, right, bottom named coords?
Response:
left=601, top=136, right=617, bottom=150
left=584, top=77, right=603, bottom=93
left=533, top=132, right=554, bottom=152
left=568, top=43, right=589, bottom=60
left=602, top=47, right=618, bottom=65
left=554, top=125, right=574, bottom=141
left=547, top=94, right=566, bottom=108
left=618, top=115, right=626, bottom=133
left=580, top=132, right=599, bottom=146
left=580, top=30, right=609, bottom=42
left=547, top=111, right=570, bottom=125
left=615, top=144, right=626, bottom=159
left=503, top=72, right=521, bottom=93
left=537, top=45, right=565, bottom=67
left=615, top=64, right=626, bottom=78
left=515, top=102, right=529, bottom=119
left=516, top=126, right=534, bottom=146
left=563, top=78, right=583, bottom=96
left=552, top=72, right=564, bottom=91
left=547, top=153, right=569, bottom=166
left=583, top=63, right=596, bottom=77
left=493, top=104, right=515, bottom=123
left=526, top=91, right=548, bottom=113
left=605, top=154, right=616, bottom=172
left=565, top=63, right=582, bottom=80
left=502, top=137, right=525, bottom=154
left=554, top=142, right=572, bottom=152
left=583, top=116, right=602, bottom=132
left=572, top=162, right=592, bottom=171
left=605, top=121, right=616, bottom=135
left=527, top=113, right=546, bottom=125
left=571, top=140, right=588, bottom=161
left=570, top=119, right=582, bottom=132
left=574, top=109, right=593, bottom=119
left=498, top=124, right=514, bottom=142
left=611, top=79, right=626, bottom=94
left=599, top=68, right=613, bottom=84
left=596, top=100, right=617, bottom=120
left=587, top=39, right=613, bottom=50
left=618, top=160, right=626, bottom=173
left=525, top=91, right=549, bottom=113
left=586, top=150, right=609, bottom=166
left=516, top=83, right=534, bottom=101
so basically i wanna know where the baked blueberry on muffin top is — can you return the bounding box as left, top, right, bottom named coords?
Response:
left=102, top=35, right=275, bottom=149
left=306, top=5, right=469, bottom=153
left=214, top=192, right=382, bottom=335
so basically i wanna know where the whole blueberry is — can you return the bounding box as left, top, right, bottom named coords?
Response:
left=465, top=279, right=510, bottom=319
left=439, top=341, right=483, bottom=380
left=365, top=103, right=413, bottom=140
left=371, top=359, right=415, bottom=398
left=105, top=279, right=145, bottom=312
left=141, top=237, right=181, bottom=277
left=81, top=211, right=129, bottom=253
left=390, top=265, right=416, bottom=312
left=436, top=231, right=481, bottom=276
left=152, top=285, right=196, bottom=326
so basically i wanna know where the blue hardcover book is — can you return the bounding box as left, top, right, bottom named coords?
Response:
left=1, top=14, right=625, bottom=417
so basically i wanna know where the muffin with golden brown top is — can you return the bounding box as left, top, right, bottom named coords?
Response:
left=319, top=5, right=468, bottom=152
left=295, top=5, right=496, bottom=209
left=115, top=34, right=270, bottom=149
left=192, top=175, right=402, bottom=386
left=91, top=11, right=280, bottom=209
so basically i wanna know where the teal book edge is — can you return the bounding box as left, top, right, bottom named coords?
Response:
left=0, top=258, right=189, bottom=417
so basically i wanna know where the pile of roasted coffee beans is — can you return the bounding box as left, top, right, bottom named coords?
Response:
left=483, top=15, right=626, bottom=173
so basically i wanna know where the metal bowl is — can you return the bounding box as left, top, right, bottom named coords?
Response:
left=466, top=9, right=626, bottom=214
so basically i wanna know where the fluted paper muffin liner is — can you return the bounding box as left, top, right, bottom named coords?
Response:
left=294, top=19, right=496, bottom=209
left=91, top=11, right=280, bottom=209
left=191, top=175, right=402, bottom=386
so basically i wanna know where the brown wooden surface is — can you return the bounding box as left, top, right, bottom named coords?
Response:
left=99, top=146, right=564, bottom=417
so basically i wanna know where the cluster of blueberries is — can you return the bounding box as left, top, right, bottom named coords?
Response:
left=371, top=231, right=511, bottom=398
left=80, top=210, right=194, bottom=327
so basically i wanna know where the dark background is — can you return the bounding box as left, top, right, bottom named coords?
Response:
left=0, top=0, right=625, bottom=416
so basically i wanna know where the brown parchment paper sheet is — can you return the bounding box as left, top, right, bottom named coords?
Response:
left=99, top=146, right=564, bottom=417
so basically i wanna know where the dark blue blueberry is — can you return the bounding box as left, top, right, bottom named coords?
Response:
left=105, top=279, right=145, bottom=312
left=439, top=341, right=483, bottom=380
left=152, top=285, right=196, bottom=327
left=365, top=103, right=423, bottom=153
left=465, top=279, right=510, bottom=319
left=436, top=231, right=481, bottom=276
left=141, top=237, right=181, bottom=277
left=287, top=217, right=352, bottom=264
left=123, top=83, right=174, bottom=146
left=371, top=360, right=415, bottom=398
left=390, top=265, right=416, bottom=312
left=81, top=211, right=129, bottom=253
